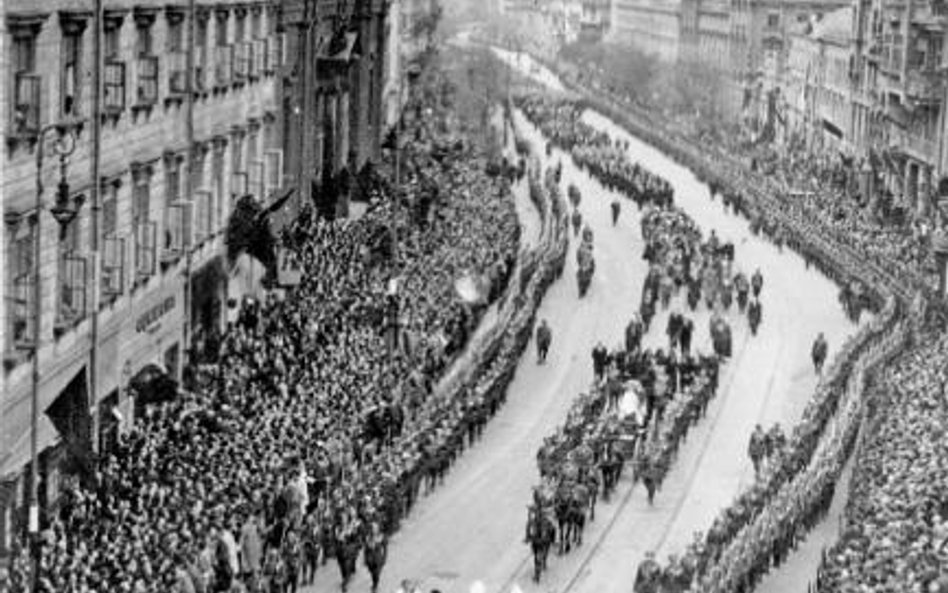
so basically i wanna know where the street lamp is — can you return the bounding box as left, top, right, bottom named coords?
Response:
left=28, top=122, right=78, bottom=592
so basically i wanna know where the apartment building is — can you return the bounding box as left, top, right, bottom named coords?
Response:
left=280, top=0, right=389, bottom=220
left=856, top=0, right=947, bottom=215
left=784, top=7, right=854, bottom=152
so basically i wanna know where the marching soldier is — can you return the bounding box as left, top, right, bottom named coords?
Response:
left=536, top=319, right=553, bottom=364
left=751, top=268, right=764, bottom=298
left=811, top=332, right=828, bottom=374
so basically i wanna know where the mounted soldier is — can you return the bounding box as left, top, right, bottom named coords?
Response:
left=748, top=298, right=762, bottom=336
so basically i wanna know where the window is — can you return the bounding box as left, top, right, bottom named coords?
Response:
left=195, top=17, right=208, bottom=91
left=168, top=13, right=187, bottom=93
left=101, top=179, right=124, bottom=298
left=167, top=16, right=183, bottom=52
left=10, top=32, right=40, bottom=136
left=767, top=13, right=779, bottom=28
left=166, top=156, right=181, bottom=205
left=102, top=179, right=118, bottom=237
left=104, top=22, right=120, bottom=60
left=215, top=13, right=233, bottom=88
left=251, top=10, right=262, bottom=39
left=58, top=214, right=88, bottom=327
left=132, top=167, right=157, bottom=280
left=212, top=144, right=225, bottom=229
left=235, top=13, right=246, bottom=43
left=192, top=149, right=210, bottom=243
left=6, top=220, right=36, bottom=350
left=103, top=18, right=125, bottom=113
left=135, top=20, right=158, bottom=106
left=136, top=21, right=153, bottom=56
left=216, top=13, right=228, bottom=47
left=62, top=30, right=83, bottom=117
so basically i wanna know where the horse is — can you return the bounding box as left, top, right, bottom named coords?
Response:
left=525, top=509, right=556, bottom=582
left=555, top=482, right=588, bottom=553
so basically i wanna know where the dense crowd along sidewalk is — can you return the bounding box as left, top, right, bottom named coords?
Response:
left=0, top=67, right=528, bottom=593
left=815, top=331, right=948, bottom=593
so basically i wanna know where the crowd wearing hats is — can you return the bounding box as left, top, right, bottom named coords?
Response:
left=0, top=67, right=528, bottom=593
left=815, top=330, right=948, bottom=593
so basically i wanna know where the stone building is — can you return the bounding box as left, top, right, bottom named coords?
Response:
left=1, top=0, right=287, bottom=554
left=855, top=0, right=947, bottom=216
left=279, top=0, right=388, bottom=220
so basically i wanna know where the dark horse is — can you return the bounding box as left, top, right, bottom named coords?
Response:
left=526, top=510, right=556, bottom=582
left=555, top=484, right=588, bottom=554
left=363, top=537, right=387, bottom=593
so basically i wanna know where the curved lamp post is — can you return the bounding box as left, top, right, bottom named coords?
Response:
left=29, top=123, right=78, bottom=592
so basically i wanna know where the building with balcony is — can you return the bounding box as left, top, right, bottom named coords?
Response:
left=859, top=0, right=947, bottom=215
left=1, top=0, right=289, bottom=555
left=784, top=7, right=855, bottom=153
left=279, top=0, right=389, bottom=220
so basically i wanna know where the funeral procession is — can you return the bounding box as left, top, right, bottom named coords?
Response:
left=2, top=0, right=947, bottom=593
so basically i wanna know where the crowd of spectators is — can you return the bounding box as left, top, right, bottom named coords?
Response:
left=816, top=331, right=948, bottom=593
left=0, top=68, right=523, bottom=593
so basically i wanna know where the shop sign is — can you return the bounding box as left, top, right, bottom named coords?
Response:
left=136, top=296, right=176, bottom=334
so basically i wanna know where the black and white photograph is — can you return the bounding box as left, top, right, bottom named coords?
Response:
left=1, top=0, right=947, bottom=592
